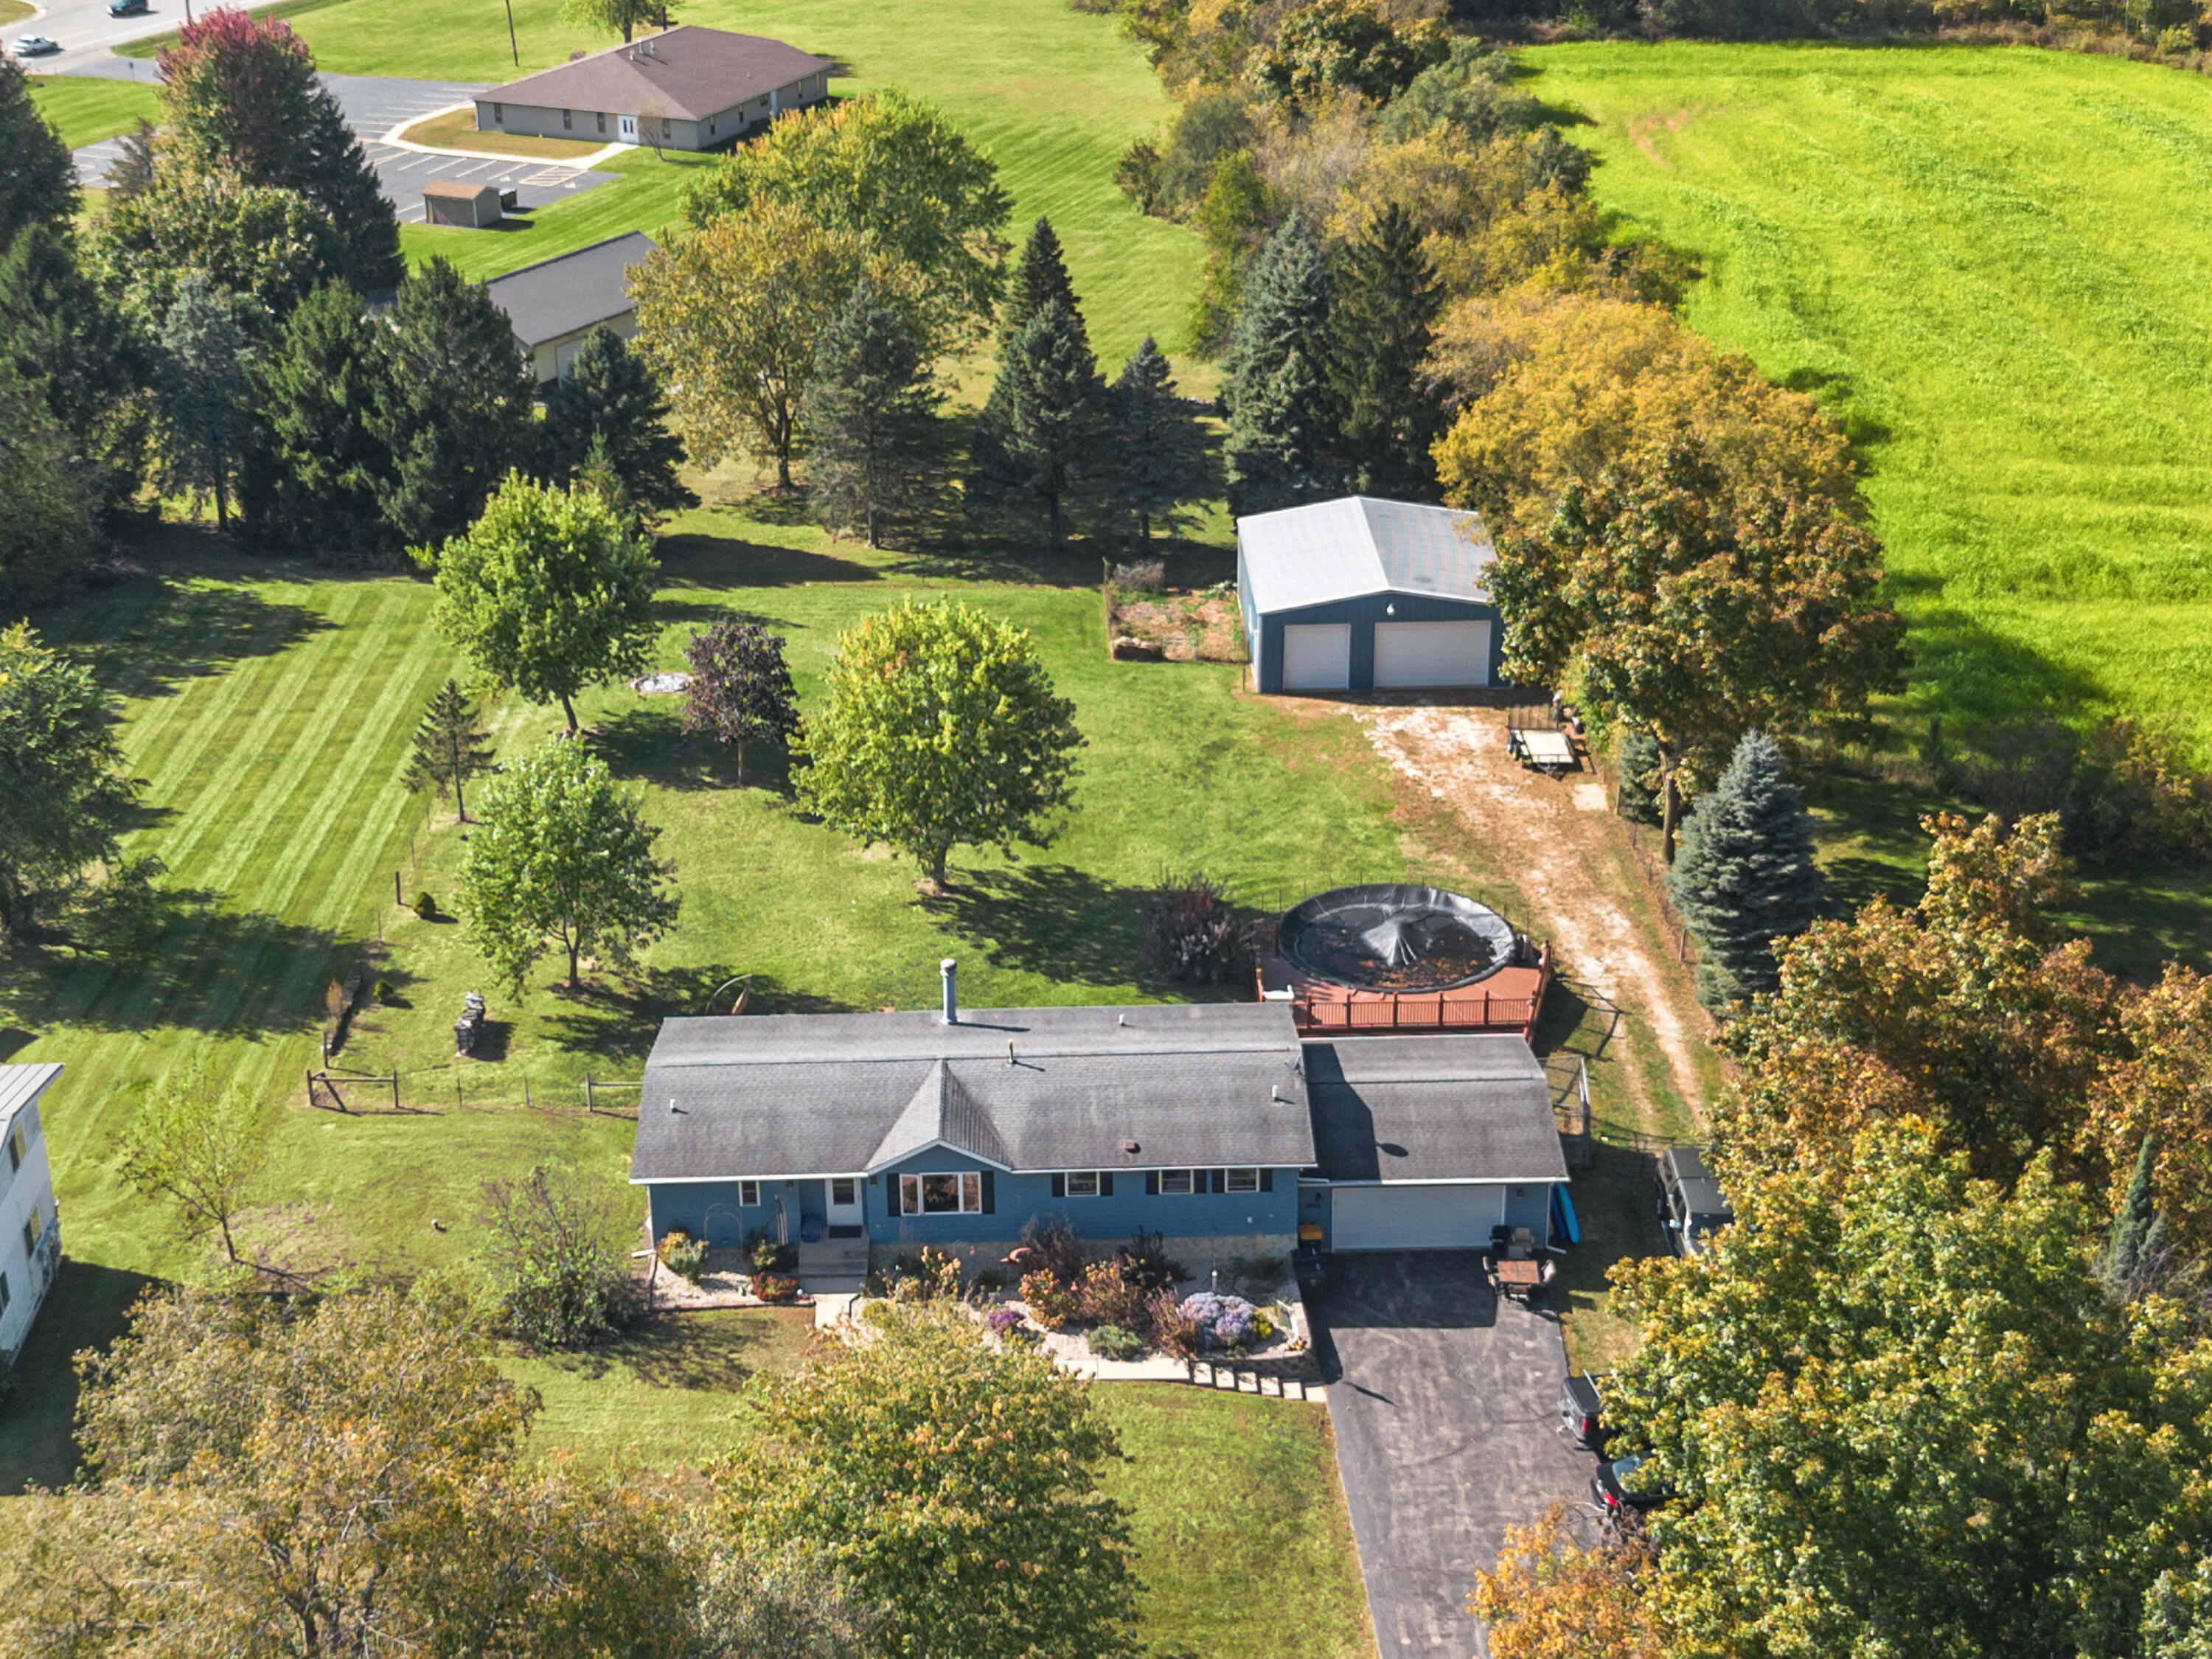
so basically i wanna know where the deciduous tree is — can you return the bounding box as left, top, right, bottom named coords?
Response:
left=0, top=364, right=102, bottom=609
left=681, top=618, right=799, bottom=784
left=91, top=167, right=338, bottom=336
left=1470, top=1502, right=1663, bottom=1659
left=683, top=91, right=1010, bottom=347
left=800, top=280, right=944, bottom=548
left=796, top=599, right=1082, bottom=889
left=423, top=473, right=660, bottom=733
left=460, top=738, right=678, bottom=990
left=479, top=1164, right=640, bottom=1350
left=1222, top=215, right=1339, bottom=514
left=540, top=324, right=696, bottom=518
left=715, top=1302, right=1141, bottom=1659
left=0, top=622, right=136, bottom=941
left=1486, top=438, right=1903, bottom=857
left=157, top=10, right=400, bottom=292
left=0, top=55, right=76, bottom=247
left=560, top=0, right=671, bottom=41
left=1666, top=730, right=1823, bottom=1011
left=116, top=1056, right=261, bottom=1265
left=403, top=678, right=497, bottom=824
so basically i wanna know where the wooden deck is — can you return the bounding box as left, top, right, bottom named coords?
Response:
left=1256, top=943, right=1551, bottom=1042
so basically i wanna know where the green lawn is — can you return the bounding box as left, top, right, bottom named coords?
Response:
left=345, top=0, right=1198, bottom=372
left=29, top=75, right=161, bottom=150
left=1521, top=42, right=2212, bottom=755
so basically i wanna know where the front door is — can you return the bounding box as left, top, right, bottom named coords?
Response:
left=618, top=114, right=639, bottom=142
left=826, top=1175, right=863, bottom=1234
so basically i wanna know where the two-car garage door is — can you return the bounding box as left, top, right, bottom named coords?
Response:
left=1280, top=619, right=1492, bottom=691
left=1331, top=1183, right=1507, bottom=1251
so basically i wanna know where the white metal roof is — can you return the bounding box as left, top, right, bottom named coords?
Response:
left=1238, top=496, right=1496, bottom=615
left=0, top=1062, right=62, bottom=1130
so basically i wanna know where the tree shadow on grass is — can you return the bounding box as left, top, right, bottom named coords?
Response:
left=60, top=575, right=336, bottom=703
left=0, top=1259, right=159, bottom=1495
left=919, top=863, right=1151, bottom=991
left=655, top=529, right=881, bottom=589
left=539, top=965, right=860, bottom=1060
left=588, top=706, right=798, bottom=797
left=541, top=1307, right=807, bottom=1388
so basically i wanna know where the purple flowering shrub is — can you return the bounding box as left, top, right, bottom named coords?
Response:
left=985, top=1306, right=1026, bottom=1335
left=1179, top=1292, right=1258, bottom=1350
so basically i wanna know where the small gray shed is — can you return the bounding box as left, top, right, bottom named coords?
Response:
left=1237, top=496, right=1501, bottom=695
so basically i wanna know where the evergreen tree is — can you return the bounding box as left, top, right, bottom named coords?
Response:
left=540, top=326, right=695, bottom=518
left=1107, top=337, right=1214, bottom=543
left=981, top=300, right=1109, bottom=546
left=1221, top=215, right=1340, bottom=515
left=238, top=281, right=400, bottom=566
left=0, top=55, right=75, bottom=249
left=970, top=219, right=1084, bottom=519
left=0, top=223, right=155, bottom=508
left=1001, top=217, right=1079, bottom=344
left=1666, top=730, right=1825, bottom=1012
left=375, top=259, right=537, bottom=551
left=0, top=366, right=102, bottom=609
left=1329, top=204, right=1442, bottom=499
left=402, top=679, right=496, bottom=824
left=801, top=281, right=944, bottom=549
left=108, top=119, right=159, bottom=205
left=2104, top=1135, right=2166, bottom=1295
left=156, top=276, right=254, bottom=532
left=1615, top=726, right=1663, bottom=827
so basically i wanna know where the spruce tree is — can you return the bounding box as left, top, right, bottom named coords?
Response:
left=403, top=679, right=496, bottom=824
left=1108, top=337, right=1214, bottom=543
left=970, top=219, right=1084, bottom=519
left=1001, top=218, right=1079, bottom=344
left=1222, top=215, right=1340, bottom=515
left=1329, top=204, right=1441, bottom=500
left=239, top=280, right=400, bottom=566
left=984, top=299, right=1108, bottom=546
left=375, top=259, right=537, bottom=550
left=156, top=276, right=254, bottom=531
left=801, top=281, right=944, bottom=549
left=540, top=326, right=695, bottom=518
left=2104, top=1135, right=2165, bottom=1295
left=1615, top=726, right=1663, bottom=827
left=1666, top=730, right=1824, bottom=1012
left=0, top=223, right=155, bottom=507
left=0, top=55, right=75, bottom=249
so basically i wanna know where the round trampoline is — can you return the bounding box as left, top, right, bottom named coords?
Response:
left=1279, top=884, right=1519, bottom=992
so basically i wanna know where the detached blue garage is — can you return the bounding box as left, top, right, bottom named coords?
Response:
left=1237, top=496, right=1503, bottom=695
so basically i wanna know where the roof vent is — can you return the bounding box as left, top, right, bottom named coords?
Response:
left=1121, top=1139, right=1140, bottom=1155
left=940, top=958, right=957, bottom=1025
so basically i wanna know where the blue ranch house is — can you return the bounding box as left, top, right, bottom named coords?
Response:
left=630, top=967, right=1568, bottom=1288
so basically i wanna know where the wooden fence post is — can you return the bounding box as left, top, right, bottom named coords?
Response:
left=391, top=1074, right=400, bottom=1113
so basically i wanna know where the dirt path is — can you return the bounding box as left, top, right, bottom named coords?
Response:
left=1351, top=701, right=1709, bottom=1121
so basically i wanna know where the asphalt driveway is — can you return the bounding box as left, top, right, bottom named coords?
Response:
left=1310, top=1251, right=1595, bottom=1659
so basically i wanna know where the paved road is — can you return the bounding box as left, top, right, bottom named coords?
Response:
left=1309, top=1253, right=1595, bottom=1659
left=69, top=67, right=612, bottom=222
left=5, top=0, right=285, bottom=73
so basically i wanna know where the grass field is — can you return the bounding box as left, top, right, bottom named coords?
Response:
left=28, top=74, right=161, bottom=149
left=347, top=0, right=1199, bottom=374
left=1523, top=43, right=2212, bottom=754
left=398, top=108, right=612, bottom=161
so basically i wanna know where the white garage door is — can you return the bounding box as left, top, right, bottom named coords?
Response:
left=1281, top=623, right=1353, bottom=691
left=1332, top=1183, right=1506, bottom=1251
left=1374, top=620, right=1491, bottom=689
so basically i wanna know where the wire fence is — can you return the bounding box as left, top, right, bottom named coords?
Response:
left=302, top=1065, right=641, bottom=1119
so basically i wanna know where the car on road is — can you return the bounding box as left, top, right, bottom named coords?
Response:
left=12, top=35, right=61, bottom=57
left=1656, top=1144, right=1734, bottom=1259
left=109, top=0, right=151, bottom=15
left=1592, top=1452, right=1667, bottom=1516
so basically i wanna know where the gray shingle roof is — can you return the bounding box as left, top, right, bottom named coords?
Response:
left=482, top=26, right=832, bottom=122
left=1306, top=1034, right=1567, bottom=1183
left=0, top=1062, right=60, bottom=1134
left=483, top=232, right=655, bottom=348
left=633, top=1004, right=1317, bottom=1182
left=1238, top=495, right=1496, bottom=615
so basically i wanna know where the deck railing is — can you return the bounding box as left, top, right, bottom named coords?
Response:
left=1292, top=992, right=1539, bottom=1034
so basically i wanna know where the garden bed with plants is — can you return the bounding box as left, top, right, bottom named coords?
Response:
left=1105, top=560, right=1245, bottom=664
left=647, top=1229, right=809, bottom=1309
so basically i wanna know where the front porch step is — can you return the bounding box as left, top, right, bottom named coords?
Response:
left=797, top=1238, right=869, bottom=1293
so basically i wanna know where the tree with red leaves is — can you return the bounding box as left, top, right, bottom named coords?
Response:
left=158, top=12, right=399, bottom=295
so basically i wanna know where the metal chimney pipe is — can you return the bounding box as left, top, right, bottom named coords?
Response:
left=940, top=958, right=958, bottom=1024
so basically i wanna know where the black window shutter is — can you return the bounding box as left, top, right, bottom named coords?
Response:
left=1101, top=1172, right=1114, bottom=1197
left=1051, top=1174, right=1065, bottom=1199
left=1261, top=1169, right=1274, bottom=1192
left=981, top=1171, right=995, bottom=1214
left=889, top=1177, right=903, bottom=1216
left=1209, top=1169, right=1225, bottom=1194
left=1145, top=1172, right=1159, bottom=1196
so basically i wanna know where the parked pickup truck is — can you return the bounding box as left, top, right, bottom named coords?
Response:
left=1656, top=1144, right=1734, bottom=1259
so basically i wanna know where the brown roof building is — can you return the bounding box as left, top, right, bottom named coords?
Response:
left=421, top=179, right=504, bottom=229
left=473, top=26, right=833, bottom=153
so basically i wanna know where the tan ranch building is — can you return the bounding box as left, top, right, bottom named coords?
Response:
left=475, top=26, right=832, bottom=152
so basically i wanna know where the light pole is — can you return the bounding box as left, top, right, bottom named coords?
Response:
left=502, top=0, right=517, bottom=65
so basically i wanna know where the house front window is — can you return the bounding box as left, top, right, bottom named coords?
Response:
left=1158, top=1169, right=1194, bottom=1195
left=1225, top=1168, right=1260, bottom=1193
left=662, top=117, right=673, bottom=139
left=562, top=108, right=572, bottom=130
left=491, top=102, right=504, bottom=123
left=19, top=1212, right=35, bottom=1259
left=1066, top=1171, right=1101, bottom=1197
left=830, top=1177, right=856, bottom=1206
left=900, top=1172, right=983, bottom=1214
left=7, top=1123, right=22, bottom=1172
left=597, top=111, right=606, bottom=133
left=738, top=1180, right=760, bottom=1206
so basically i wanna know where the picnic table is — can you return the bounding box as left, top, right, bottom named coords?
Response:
left=1509, top=727, right=1579, bottom=776
left=1494, top=1257, right=1544, bottom=1302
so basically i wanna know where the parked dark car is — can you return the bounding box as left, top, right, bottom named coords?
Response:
left=1657, top=1144, right=1734, bottom=1259
left=1592, top=1452, right=1666, bottom=1515
left=108, top=0, right=150, bottom=15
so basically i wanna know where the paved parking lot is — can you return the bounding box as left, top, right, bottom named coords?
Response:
left=1309, top=1252, right=1596, bottom=1659
left=69, top=69, right=614, bottom=220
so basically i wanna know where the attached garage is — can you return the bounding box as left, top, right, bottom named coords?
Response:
left=1299, top=1034, right=1568, bottom=1252
left=1330, top=1183, right=1506, bottom=1251
left=1373, top=619, right=1491, bottom=689
left=1236, top=495, right=1506, bottom=697
left=1282, top=623, right=1352, bottom=690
